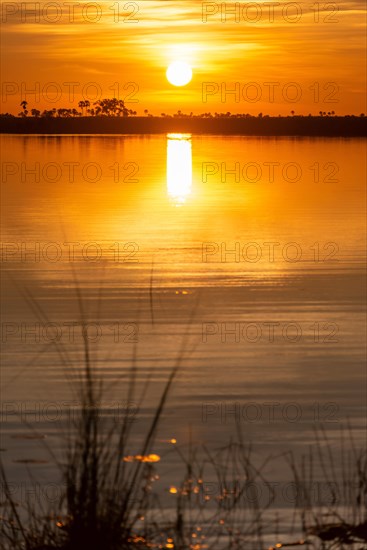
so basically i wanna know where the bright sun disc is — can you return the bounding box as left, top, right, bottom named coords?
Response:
left=166, top=61, right=192, bottom=87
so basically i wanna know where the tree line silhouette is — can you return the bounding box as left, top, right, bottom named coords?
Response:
left=11, top=99, right=137, bottom=118
left=0, top=100, right=365, bottom=119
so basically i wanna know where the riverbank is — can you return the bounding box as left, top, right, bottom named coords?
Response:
left=1, top=115, right=366, bottom=136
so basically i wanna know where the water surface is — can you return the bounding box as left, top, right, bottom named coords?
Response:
left=1, top=135, right=366, bottom=537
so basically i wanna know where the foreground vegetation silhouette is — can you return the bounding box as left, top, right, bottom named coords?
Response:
left=1, top=277, right=366, bottom=550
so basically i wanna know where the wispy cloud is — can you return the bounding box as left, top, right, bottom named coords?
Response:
left=1, top=0, right=366, bottom=114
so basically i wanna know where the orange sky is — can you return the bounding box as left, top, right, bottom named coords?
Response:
left=1, top=0, right=366, bottom=115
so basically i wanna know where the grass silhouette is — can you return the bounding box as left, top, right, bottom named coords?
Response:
left=0, top=270, right=366, bottom=549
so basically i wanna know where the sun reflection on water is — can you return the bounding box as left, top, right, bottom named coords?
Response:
left=167, top=133, right=192, bottom=206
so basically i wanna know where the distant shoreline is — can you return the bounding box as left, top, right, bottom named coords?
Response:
left=1, top=116, right=366, bottom=136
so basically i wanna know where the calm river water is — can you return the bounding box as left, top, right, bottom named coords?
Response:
left=1, top=134, right=366, bottom=546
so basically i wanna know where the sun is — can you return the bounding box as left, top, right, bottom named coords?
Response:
left=166, top=61, right=193, bottom=87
